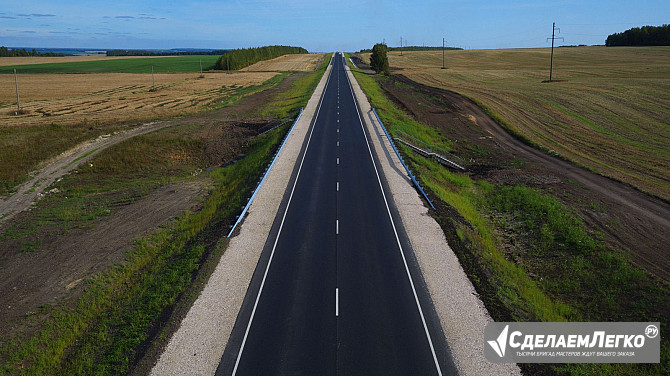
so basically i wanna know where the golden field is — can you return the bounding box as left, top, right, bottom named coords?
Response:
left=241, top=53, right=324, bottom=72
left=0, top=71, right=278, bottom=127
left=362, top=47, right=670, bottom=200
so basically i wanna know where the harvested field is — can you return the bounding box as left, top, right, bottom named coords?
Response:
left=241, top=53, right=324, bottom=72
left=361, top=46, right=670, bottom=201
left=0, top=71, right=278, bottom=128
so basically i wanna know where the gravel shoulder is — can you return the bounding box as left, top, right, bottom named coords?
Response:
left=345, top=64, right=520, bottom=375
left=149, top=60, right=333, bottom=376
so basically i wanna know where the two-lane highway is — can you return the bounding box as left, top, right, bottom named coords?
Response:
left=217, top=53, right=455, bottom=375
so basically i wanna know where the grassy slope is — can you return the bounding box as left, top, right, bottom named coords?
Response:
left=362, top=47, right=670, bottom=201
left=347, top=55, right=669, bottom=376
left=0, top=55, right=220, bottom=74
left=0, top=54, right=331, bottom=375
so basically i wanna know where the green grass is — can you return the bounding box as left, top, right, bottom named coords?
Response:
left=0, top=55, right=220, bottom=74
left=0, top=122, right=123, bottom=196
left=351, top=63, right=670, bottom=375
left=0, top=122, right=287, bottom=375
left=0, top=57, right=328, bottom=375
left=362, top=47, right=670, bottom=201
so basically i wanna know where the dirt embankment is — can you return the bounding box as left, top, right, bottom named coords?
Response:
left=379, top=73, right=670, bottom=282
left=0, top=73, right=302, bottom=341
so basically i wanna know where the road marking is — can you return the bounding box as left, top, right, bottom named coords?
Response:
left=337, top=141, right=339, bottom=147
left=344, top=64, right=444, bottom=376
left=337, top=181, right=339, bottom=191
left=336, top=157, right=339, bottom=165
left=335, top=288, right=339, bottom=317
left=336, top=219, right=339, bottom=235
left=231, top=63, right=334, bottom=376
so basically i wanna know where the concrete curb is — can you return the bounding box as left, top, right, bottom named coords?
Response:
left=150, top=61, right=333, bottom=376
left=344, top=63, right=521, bottom=375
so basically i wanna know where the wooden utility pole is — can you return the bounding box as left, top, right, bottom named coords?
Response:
left=547, top=22, right=563, bottom=81
left=14, top=69, right=20, bottom=113
left=442, top=38, right=446, bottom=69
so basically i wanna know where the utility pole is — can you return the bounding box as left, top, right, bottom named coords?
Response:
left=14, top=69, right=20, bottom=114
left=442, top=38, right=446, bottom=69
left=400, top=37, right=403, bottom=56
left=547, top=22, right=563, bottom=81
left=151, top=65, right=155, bottom=91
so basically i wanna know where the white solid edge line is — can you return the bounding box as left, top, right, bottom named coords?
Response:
left=344, top=63, right=444, bottom=376
left=231, top=59, right=334, bottom=376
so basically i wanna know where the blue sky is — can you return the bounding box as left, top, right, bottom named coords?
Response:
left=1, top=0, right=668, bottom=51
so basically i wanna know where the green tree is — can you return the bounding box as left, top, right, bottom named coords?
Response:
left=369, top=43, right=389, bottom=75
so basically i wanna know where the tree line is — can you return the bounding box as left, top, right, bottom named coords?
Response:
left=0, top=46, right=64, bottom=57
left=215, top=45, right=308, bottom=71
left=106, top=49, right=228, bottom=56
left=606, top=24, right=670, bottom=46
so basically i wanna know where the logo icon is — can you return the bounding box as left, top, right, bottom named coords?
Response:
left=645, top=325, right=659, bottom=339
left=488, top=325, right=509, bottom=358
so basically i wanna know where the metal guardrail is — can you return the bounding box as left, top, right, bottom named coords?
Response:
left=227, top=108, right=304, bottom=238
left=372, top=108, right=435, bottom=210
left=393, top=130, right=466, bottom=169
left=349, top=57, right=359, bottom=69
left=394, top=136, right=466, bottom=171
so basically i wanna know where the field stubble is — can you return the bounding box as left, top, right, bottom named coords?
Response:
left=0, top=71, right=278, bottom=127
left=363, top=47, right=670, bottom=201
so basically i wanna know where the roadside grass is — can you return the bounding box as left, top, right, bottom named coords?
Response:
left=262, top=53, right=332, bottom=119
left=0, top=55, right=220, bottom=74
left=0, top=122, right=287, bottom=375
left=359, top=47, right=670, bottom=201
left=0, top=56, right=328, bottom=374
left=0, top=122, right=122, bottom=196
left=350, top=60, right=670, bottom=375
left=0, top=123, right=207, bottom=244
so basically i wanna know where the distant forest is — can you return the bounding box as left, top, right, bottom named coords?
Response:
left=215, top=45, right=308, bottom=71
left=107, top=49, right=228, bottom=56
left=359, top=46, right=463, bottom=53
left=606, top=24, right=670, bottom=46
left=0, top=46, right=64, bottom=57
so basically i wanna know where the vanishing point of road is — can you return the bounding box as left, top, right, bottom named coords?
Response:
left=216, top=53, right=456, bottom=375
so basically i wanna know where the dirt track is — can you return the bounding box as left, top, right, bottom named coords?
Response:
left=0, top=121, right=175, bottom=226
left=381, top=73, right=670, bottom=282
left=0, top=72, right=301, bottom=340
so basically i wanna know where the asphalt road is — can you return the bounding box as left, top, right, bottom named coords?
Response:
left=217, top=53, right=455, bottom=375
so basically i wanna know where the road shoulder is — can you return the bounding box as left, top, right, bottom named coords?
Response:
left=345, top=63, right=521, bottom=376
left=149, top=62, right=333, bottom=376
